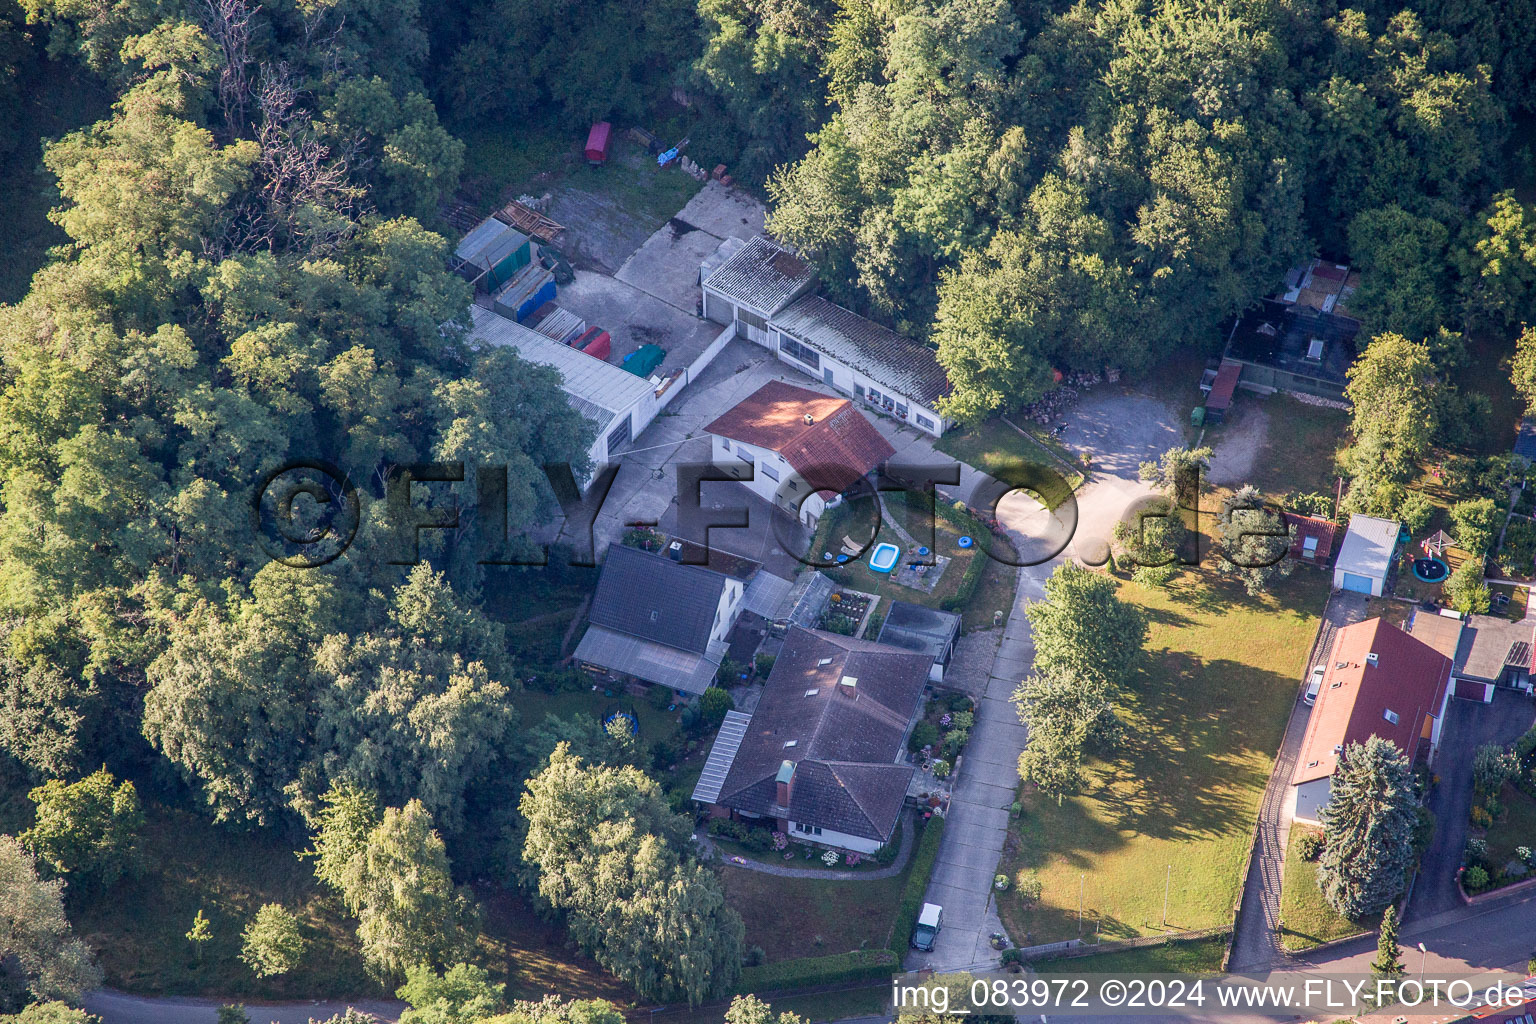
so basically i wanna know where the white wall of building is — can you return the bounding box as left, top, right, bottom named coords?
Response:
left=770, top=327, right=949, bottom=437
left=1292, top=777, right=1332, bottom=825
left=709, top=434, right=828, bottom=527
left=712, top=578, right=745, bottom=644
left=786, top=820, right=883, bottom=855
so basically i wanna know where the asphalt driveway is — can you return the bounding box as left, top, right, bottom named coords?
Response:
left=1411, top=688, right=1535, bottom=921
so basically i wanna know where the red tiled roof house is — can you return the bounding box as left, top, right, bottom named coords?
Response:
left=705, top=380, right=895, bottom=530
left=1291, top=618, right=1453, bottom=823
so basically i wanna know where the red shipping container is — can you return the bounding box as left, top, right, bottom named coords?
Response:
left=577, top=329, right=611, bottom=361
left=584, top=122, right=612, bottom=165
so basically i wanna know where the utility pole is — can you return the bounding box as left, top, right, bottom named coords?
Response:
left=1078, top=873, right=1084, bottom=937
left=1162, top=864, right=1171, bottom=928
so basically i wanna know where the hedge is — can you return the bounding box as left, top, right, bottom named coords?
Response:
left=889, top=815, right=948, bottom=954
left=736, top=948, right=899, bottom=994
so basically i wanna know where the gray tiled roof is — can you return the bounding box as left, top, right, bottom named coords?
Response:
left=702, top=236, right=815, bottom=315
left=1453, top=614, right=1536, bottom=683
left=712, top=626, right=926, bottom=842
left=772, top=295, right=951, bottom=407
left=588, top=544, right=730, bottom=655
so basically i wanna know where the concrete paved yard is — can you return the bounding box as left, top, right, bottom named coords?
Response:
left=616, top=181, right=766, bottom=312
left=555, top=270, right=724, bottom=379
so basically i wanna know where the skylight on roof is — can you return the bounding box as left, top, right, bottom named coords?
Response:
left=804, top=689, right=819, bottom=697
left=817, top=657, right=832, bottom=666
left=783, top=740, right=797, bottom=748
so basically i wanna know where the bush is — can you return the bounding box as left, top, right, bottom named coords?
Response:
left=908, top=721, right=941, bottom=753
left=1446, top=558, right=1491, bottom=615
left=1464, top=866, right=1490, bottom=892
left=890, top=817, right=947, bottom=955
left=648, top=685, right=674, bottom=710
left=699, top=687, right=735, bottom=730
left=709, top=819, right=749, bottom=843
left=715, top=657, right=745, bottom=686
left=1517, top=846, right=1533, bottom=867
left=736, top=949, right=899, bottom=994
left=1013, top=871, right=1043, bottom=908
left=1465, top=837, right=1488, bottom=867
left=950, top=710, right=975, bottom=730
left=875, top=820, right=902, bottom=864
left=820, top=612, right=859, bottom=635
left=1485, top=795, right=1505, bottom=821
left=1297, top=831, right=1324, bottom=861
left=1000, top=948, right=1024, bottom=967
left=744, top=945, right=766, bottom=967
left=754, top=653, right=776, bottom=677
left=1010, top=802, right=1023, bottom=819
left=742, top=827, right=773, bottom=853
left=941, top=728, right=969, bottom=758
left=1471, top=805, right=1493, bottom=828
left=1498, top=518, right=1536, bottom=576
left=649, top=737, right=682, bottom=772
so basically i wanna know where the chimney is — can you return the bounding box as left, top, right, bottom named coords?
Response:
left=803, top=413, right=815, bottom=425
left=839, top=675, right=858, bottom=696
left=775, top=759, right=795, bottom=809
left=1366, top=652, right=1378, bottom=667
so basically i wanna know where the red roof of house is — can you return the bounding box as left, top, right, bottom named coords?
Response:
left=1284, top=512, right=1337, bottom=563
left=1206, top=361, right=1242, bottom=411
left=704, top=380, right=895, bottom=495
left=1293, top=618, right=1452, bottom=786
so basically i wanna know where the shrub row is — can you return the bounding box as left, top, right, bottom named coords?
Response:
left=889, top=815, right=948, bottom=955
left=735, top=948, right=899, bottom=995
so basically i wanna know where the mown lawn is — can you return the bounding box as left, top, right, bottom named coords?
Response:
left=936, top=419, right=1082, bottom=508
left=1278, top=826, right=1377, bottom=952
left=997, top=569, right=1328, bottom=945
left=1036, top=935, right=1228, bottom=974
left=1232, top=394, right=1350, bottom=501
left=721, top=858, right=914, bottom=962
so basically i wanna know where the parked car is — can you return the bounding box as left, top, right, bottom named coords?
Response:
left=912, top=903, right=943, bottom=950
left=1304, top=664, right=1325, bottom=705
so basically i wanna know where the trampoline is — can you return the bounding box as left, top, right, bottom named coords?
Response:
left=1412, top=557, right=1449, bottom=583
left=869, top=542, right=901, bottom=573
left=602, top=710, right=639, bottom=736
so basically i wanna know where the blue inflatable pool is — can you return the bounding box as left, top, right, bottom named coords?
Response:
left=870, top=542, right=901, bottom=573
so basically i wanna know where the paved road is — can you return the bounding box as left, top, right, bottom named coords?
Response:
left=1228, top=590, right=1367, bottom=971
left=1411, top=688, right=1536, bottom=921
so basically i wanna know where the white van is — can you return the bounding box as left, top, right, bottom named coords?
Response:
left=1304, top=664, right=1325, bottom=706
left=912, top=903, right=943, bottom=950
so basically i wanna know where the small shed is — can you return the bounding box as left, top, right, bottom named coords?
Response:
left=585, top=122, right=612, bottom=165
left=1204, top=361, right=1242, bottom=422
left=1333, top=514, right=1399, bottom=596
left=1284, top=512, right=1337, bottom=565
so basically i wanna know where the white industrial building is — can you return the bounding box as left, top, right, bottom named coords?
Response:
left=466, top=305, right=659, bottom=481
left=701, top=237, right=953, bottom=436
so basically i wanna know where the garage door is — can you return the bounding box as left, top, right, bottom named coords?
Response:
left=1341, top=572, right=1374, bottom=594
left=1455, top=678, right=1493, bottom=703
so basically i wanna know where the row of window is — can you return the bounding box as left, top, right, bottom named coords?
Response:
left=774, top=332, right=941, bottom=434
left=793, top=822, right=823, bottom=836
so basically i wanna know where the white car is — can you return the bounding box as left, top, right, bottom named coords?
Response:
left=1304, top=664, right=1325, bottom=705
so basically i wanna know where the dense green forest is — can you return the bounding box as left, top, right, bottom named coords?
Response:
left=1, top=0, right=1535, bottom=1014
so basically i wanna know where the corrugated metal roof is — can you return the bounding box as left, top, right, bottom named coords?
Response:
left=468, top=306, right=650, bottom=426
left=702, top=236, right=815, bottom=315
left=456, top=216, right=527, bottom=265
left=699, top=236, right=745, bottom=285
left=692, top=710, right=754, bottom=804
left=772, top=295, right=950, bottom=407
left=573, top=624, right=723, bottom=694
left=1205, top=360, right=1242, bottom=411
left=1335, top=514, right=1399, bottom=579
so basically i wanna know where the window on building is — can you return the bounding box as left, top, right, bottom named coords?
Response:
left=779, top=335, right=820, bottom=370
left=867, top=388, right=882, bottom=403
left=813, top=826, right=822, bottom=836
left=761, top=461, right=779, bottom=482
left=1383, top=709, right=1399, bottom=725
left=1302, top=535, right=1318, bottom=554
left=721, top=438, right=730, bottom=451
left=605, top=415, right=632, bottom=454
left=895, top=403, right=908, bottom=417
left=915, top=413, right=936, bottom=431
left=737, top=308, right=767, bottom=331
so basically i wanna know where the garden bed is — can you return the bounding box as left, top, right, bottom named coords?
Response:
left=707, top=818, right=890, bottom=871
left=1465, top=782, right=1536, bottom=895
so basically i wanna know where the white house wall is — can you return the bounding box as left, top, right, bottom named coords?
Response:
left=787, top=821, right=883, bottom=855
left=709, top=435, right=827, bottom=526
left=711, top=579, right=745, bottom=644
left=1293, top=777, right=1332, bottom=824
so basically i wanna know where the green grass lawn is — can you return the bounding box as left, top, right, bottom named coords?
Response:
left=997, top=569, right=1328, bottom=945
left=1483, top=783, right=1536, bottom=880
left=821, top=513, right=1018, bottom=635
left=1035, top=935, right=1228, bottom=974
left=936, top=419, right=1082, bottom=508
left=1278, top=827, right=1377, bottom=952
left=722, top=858, right=914, bottom=962
left=65, top=803, right=382, bottom=999
left=1228, top=394, right=1350, bottom=501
